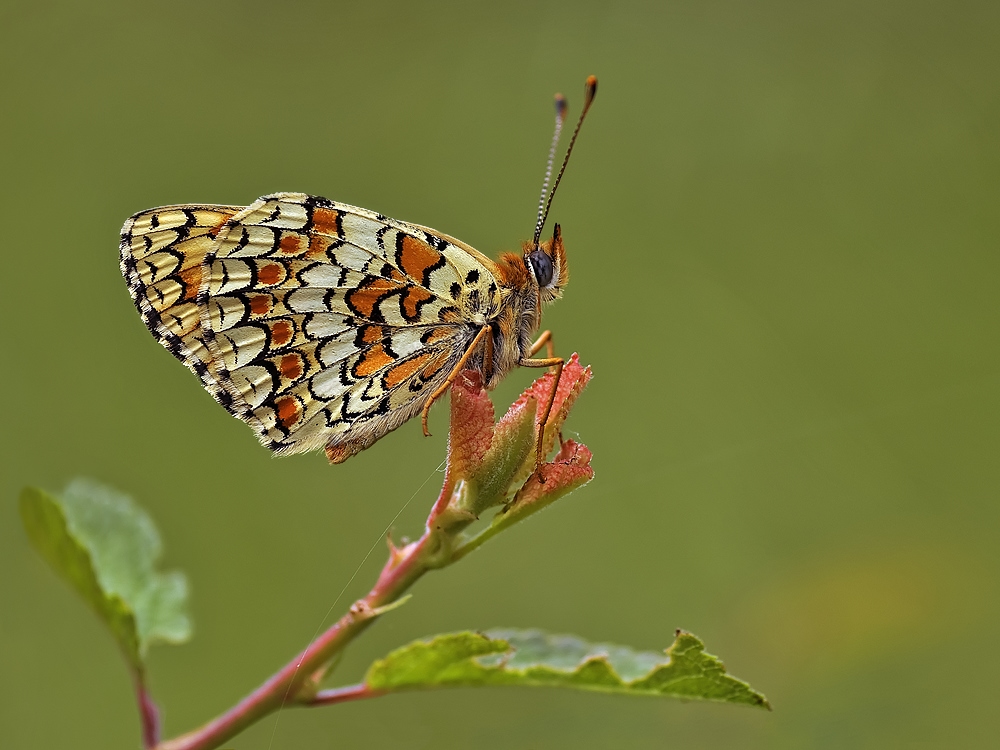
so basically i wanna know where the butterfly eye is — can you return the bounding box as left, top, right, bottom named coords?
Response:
left=527, top=249, right=554, bottom=287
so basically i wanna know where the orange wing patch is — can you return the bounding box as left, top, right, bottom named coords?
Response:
left=353, top=343, right=394, bottom=378
left=270, top=319, right=295, bottom=347
left=311, top=207, right=340, bottom=237
left=420, top=351, right=451, bottom=380
left=386, top=267, right=408, bottom=284
left=396, top=235, right=442, bottom=283
left=346, top=277, right=405, bottom=319
left=402, top=286, right=434, bottom=319
left=279, top=234, right=303, bottom=254
left=279, top=353, right=304, bottom=380
left=258, top=262, right=287, bottom=286
left=178, top=265, right=203, bottom=301
left=274, top=395, right=301, bottom=429
left=306, top=233, right=334, bottom=260
left=249, top=294, right=273, bottom=316
left=359, top=325, right=385, bottom=345
left=384, top=352, right=434, bottom=388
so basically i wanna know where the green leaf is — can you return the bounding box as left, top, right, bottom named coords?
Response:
left=19, top=478, right=192, bottom=669
left=364, top=628, right=770, bottom=709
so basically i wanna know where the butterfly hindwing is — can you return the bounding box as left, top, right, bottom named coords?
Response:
left=122, top=192, right=500, bottom=457
left=119, top=203, right=243, bottom=399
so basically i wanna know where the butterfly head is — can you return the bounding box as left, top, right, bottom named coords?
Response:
left=524, top=224, right=567, bottom=303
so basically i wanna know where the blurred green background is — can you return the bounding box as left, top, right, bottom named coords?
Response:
left=2, top=0, right=998, bottom=747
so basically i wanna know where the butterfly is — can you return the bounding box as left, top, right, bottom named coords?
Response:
left=120, top=76, right=596, bottom=470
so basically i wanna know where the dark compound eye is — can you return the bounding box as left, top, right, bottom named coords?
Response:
left=527, top=249, right=554, bottom=287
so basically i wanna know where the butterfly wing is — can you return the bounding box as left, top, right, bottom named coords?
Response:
left=121, top=192, right=502, bottom=460
left=120, top=203, right=243, bottom=398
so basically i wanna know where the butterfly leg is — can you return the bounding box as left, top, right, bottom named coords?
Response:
left=421, top=325, right=492, bottom=437
left=528, top=329, right=555, bottom=359
left=518, top=355, right=565, bottom=478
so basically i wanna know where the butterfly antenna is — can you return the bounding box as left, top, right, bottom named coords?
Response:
left=533, top=93, right=568, bottom=244
left=533, top=75, right=598, bottom=245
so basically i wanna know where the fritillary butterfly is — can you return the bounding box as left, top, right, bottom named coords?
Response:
left=120, top=77, right=597, bottom=468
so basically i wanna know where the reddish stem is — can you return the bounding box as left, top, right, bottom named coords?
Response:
left=134, top=672, right=160, bottom=750
left=309, top=683, right=385, bottom=707
left=155, top=483, right=455, bottom=750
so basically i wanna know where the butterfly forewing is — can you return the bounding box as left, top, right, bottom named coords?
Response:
left=121, top=192, right=502, bottom=461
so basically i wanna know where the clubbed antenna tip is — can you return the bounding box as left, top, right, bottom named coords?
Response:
left=533, top=93, right=569, bottom=245
left=584, top=76, right=597, bottom=107
left=533, top=76, right=599, bottom=245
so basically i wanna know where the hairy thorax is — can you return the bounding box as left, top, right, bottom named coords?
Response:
left=484, top=283, right=541, bottom=390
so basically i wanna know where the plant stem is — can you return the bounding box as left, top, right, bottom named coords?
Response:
left=308, top=683, right=385, bottom=707
left=134, top=670, right=160, bottom=750
left=155, top=479, right=465, bottom=750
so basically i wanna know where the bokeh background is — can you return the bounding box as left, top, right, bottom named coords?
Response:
left=2, top=1, right=998, bottom=747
